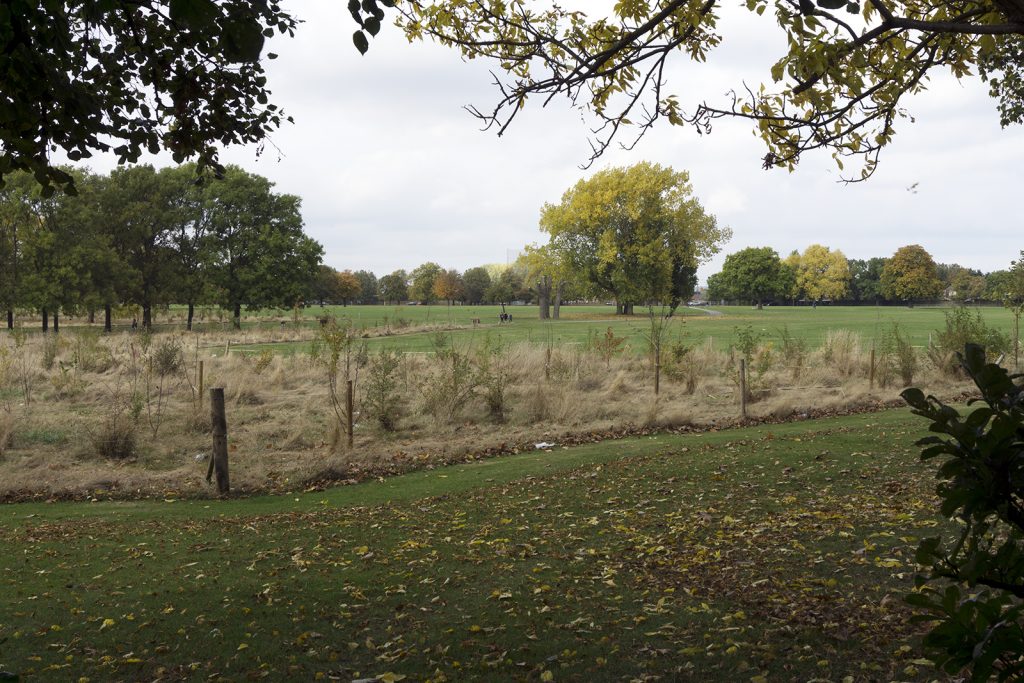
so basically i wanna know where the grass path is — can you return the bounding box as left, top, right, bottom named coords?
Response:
left=0, top=407, right=954, bottom=681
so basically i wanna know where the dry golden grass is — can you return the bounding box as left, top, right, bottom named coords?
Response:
left=0, top=328, right=980, bottom=500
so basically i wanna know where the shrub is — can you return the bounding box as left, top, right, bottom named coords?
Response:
left=252, top=348, right=275, bottom=375
left=664, top=338, right=699, bottom=394
left=363, top=349, right=403, bottom=431
left=928, top=306, right=1010, bottom=376
left=418, top=339, right=479, bottom=423
left=587, top=327, right=626, bottom=367
left=72, top=328, right=114, bottom=373
left=777, top=325, right=807, bottom=381
left=732, top=324, right=765, bottom=366
left=877, top=323, right=916, bottom=388
left=475, top=338, right=509, bottom=422
left=41, top=333, right=61, bottom=371
left=903, top=345, right=1024, bottom=680
left=91, top=413, right=137, bottom=460
left=151, top=337, right=183, bottom=377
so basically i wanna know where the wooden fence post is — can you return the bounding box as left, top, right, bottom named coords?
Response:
left=739, top=358, right=748, bottom=420
left=869, top=348, right=876, bottom=390
left=208, top=388, right=229, bottom=494
left=346, top=379, right=354, bottom=450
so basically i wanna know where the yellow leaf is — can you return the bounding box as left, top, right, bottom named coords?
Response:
left=379, top=674, right=407, bottom=683
left=237, top=643, right=249, bottom=651
left=99, top=618, right=115, bottom=631
left=541, top=672, right=554, bottom=682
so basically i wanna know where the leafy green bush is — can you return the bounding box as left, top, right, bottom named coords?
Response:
left=363, top=349, right=403, bottom=431
left=902, top=345, right=1024, bottom=679
left=929, top=306, right=1009, bottom=376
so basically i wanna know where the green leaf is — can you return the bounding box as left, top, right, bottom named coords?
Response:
left=223, top=17, right=266, bottom=63
left=168, top=0, right=219, bottom=30
left=353, top=30, right=369, bottom=55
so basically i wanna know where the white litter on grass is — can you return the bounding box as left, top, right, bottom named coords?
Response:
left=194, top=453, right=208, bottom=462
left=534, top=442, right=556, bottom=450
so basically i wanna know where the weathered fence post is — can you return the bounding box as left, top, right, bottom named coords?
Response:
left=739, top=358, right=748, bottom=420
left=346, top=379, right=354, bottom=450
left=869, top=348, right=876, bottom=390
left=209, top=388, right=229, bottom=494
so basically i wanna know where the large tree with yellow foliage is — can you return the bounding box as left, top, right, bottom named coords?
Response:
left=539, top=162, right=729, bottom=315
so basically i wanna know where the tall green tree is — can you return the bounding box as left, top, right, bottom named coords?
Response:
left=707, top=247, right=790, bottom=309
left=461, top=267, right=492, bottom=305
left=540, top=162, right=728, bottom=316
left=353, top=270, right=379, bottom=304
left=881, top=244, right=944, bottom=304
left=409, top=262, right=443, bottom=305
left=847, top=257, right=888, bottom=304
left=102, top=164, right=185, bottom=329
left=378, top=270, right=409, bottom=305
left=202, top=166, right=323, bottom=328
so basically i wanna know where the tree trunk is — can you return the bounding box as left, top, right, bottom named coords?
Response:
left=142, top=304, right=152, bottom=329
left=233, top=302, right=242, bottom=330
left=104, top=304, right=112, bottom=333
left=88, top=308, right=95, bottom=324
left=41, top=308, right=48, bottom=332
left=756, top=299, right=763, bottom=310
left=616, top=302, right=623, bottom=315
left=537, top=275, right=551, bottom=320
left=187, top=302, right=195, bottom=331
left=6, top=310, right=12, bottom=330
left=553, top=281, right=565, bottom=319
left=623, top=302, right=634, bottom=315
left=53, top=311, right=59, bottom=334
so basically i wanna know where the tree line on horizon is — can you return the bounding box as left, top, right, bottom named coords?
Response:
left=0, top=164, right=323, bottom=331
left=706, top=244, right=1024, bottom=308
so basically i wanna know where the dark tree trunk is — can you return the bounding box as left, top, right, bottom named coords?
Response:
left=104, top=304, right=112, bottom=333
left=41, top=308, right=48, bottom=332
left=537, top=275, right=551, bottom=320
left=233, top=302, right=242, bottom=330
left=553, top=281, right=565, bottom=319
left=616, top=302, right=623, bottom=315
left=88, top=308, right=95, bottom=324
left=623, top=302, right=634, bottom=315
left=187, top=302, right=195, bottom=331
left=53, top=311, right=59, bottom=334
left=756, top=299, right=763, bottom=310
left=142, top=304, right=152, bottom=329
left=6, top=310, right=12, bottom=329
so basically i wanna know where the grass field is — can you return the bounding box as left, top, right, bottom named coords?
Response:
left=0, top=407, right=954, bottom=681
left=218, top=303, right=1017, bottom=356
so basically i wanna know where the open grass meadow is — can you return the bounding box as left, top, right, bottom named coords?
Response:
left=1, top=407, right=955, bottom=681
left=221, top=303, right=1017, bottom=356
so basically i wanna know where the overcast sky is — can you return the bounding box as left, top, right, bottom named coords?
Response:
left=78, top=3, right=1024, bottom=284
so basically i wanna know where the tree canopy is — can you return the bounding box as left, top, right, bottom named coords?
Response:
left=382, top=0, right=1024, bottom=178
left=881, top=244, right=943, bottom=301
left=707, top=246, right=792, bottom=307
left=539, top=162, right=728, bottom=315
left=0, top=1, right=297, bottom=194
left=788, top=244, right=850, bottom=301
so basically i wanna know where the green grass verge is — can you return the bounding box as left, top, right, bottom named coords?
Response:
left=0, top=408, right=952, bottom=681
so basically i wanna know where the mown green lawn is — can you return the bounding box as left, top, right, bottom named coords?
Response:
left=0, top=408, right=955, bottom=681
left=226, top=302, right=1016, bottom=356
